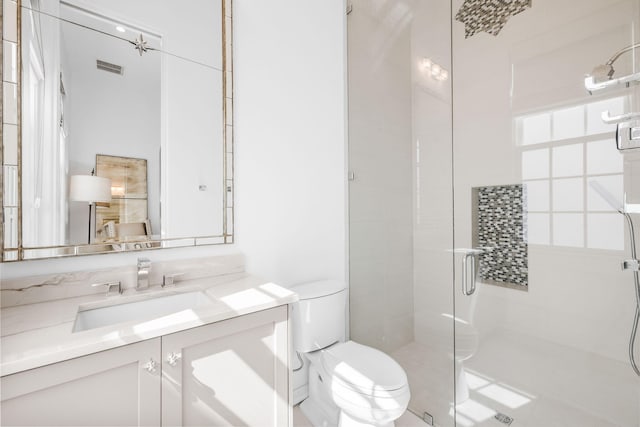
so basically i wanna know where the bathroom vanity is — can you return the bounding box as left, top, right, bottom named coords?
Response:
left=0, top=269, right=296, bottom=426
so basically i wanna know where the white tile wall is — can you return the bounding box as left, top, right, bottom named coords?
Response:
left=452, top=0, right=640, bottom=366
left=347, top=0, right=414, bottom=353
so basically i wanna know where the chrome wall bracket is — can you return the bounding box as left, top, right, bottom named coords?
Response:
left=622, top=259, right=640, bottom=271
left=615, top=122, right=640, bottom=151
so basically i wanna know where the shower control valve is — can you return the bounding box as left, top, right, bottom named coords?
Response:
left=622, top=259, right=639, bottom=271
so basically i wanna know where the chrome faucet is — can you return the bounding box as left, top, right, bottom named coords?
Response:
left=137, top=257, right=151, bottom=290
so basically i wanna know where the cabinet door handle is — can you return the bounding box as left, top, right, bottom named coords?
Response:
left=143, top=358, right=158, bottom=374
left=166, top=352, right=182, bottom=367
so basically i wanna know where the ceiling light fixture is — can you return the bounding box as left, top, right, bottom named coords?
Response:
left=420, top=57, right=449, bottom=82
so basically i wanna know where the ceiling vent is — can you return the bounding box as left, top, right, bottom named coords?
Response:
left=96, top=59, right=124, bottom=75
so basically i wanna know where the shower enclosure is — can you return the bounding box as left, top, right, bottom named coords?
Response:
left=348, top=1, right=640, bottom=426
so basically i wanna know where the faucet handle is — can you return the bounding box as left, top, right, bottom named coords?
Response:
left=92, top=281, right=122, bottom=296
left=162, top=273, right=184, bottom=287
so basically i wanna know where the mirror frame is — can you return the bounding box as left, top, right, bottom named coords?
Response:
left=1, top=0, right=234, bottom=261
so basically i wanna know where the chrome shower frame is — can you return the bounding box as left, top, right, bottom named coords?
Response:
left=623, top=212, right=640, bottom=376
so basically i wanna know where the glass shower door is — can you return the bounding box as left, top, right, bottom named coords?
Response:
left=347, top=0, right=456, bottom=425
left=451, top=0, right=640, bottom=426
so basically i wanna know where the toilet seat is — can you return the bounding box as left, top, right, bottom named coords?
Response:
left=302, top=341, right=410, bottom=426
left=321, top=341, right=409, bottom=397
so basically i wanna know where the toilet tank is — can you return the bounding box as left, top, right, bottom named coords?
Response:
left=290, top=280, right=346, bottom=352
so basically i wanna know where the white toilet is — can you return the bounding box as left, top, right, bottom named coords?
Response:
left=291, top=280, right=410, bottom=427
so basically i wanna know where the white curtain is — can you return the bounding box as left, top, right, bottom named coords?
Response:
left=22, top=1, right=68, bottom=247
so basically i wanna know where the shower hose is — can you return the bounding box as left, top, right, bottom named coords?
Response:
left=624, top=212, right=640, bottom=377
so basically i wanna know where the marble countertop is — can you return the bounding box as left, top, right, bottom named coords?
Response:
left=1, top=273, right=298, bottom=376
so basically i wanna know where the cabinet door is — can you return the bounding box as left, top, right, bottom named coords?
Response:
left=161, top=306, right=290, bottom=427
left=1, top=338, right=161, bottom=426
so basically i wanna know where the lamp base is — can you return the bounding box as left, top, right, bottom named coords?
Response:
left=87, top=203, right=92, bottom=244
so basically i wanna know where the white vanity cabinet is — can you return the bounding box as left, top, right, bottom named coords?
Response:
left=1, top=338, right=162, bottom=426
left=162, top=306, right=290, bottom=426
left=1, top=306, right=290, bottom=427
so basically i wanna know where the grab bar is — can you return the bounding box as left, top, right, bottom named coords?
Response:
left=602, top=110, right=640, bottom=125
left=585, top=71, right=640, bottom=94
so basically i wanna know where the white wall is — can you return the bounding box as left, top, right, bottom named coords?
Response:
left=347, top=0, right=415, bottom=353
left=2, top=1, right=348, bottom=291
left=233, top=0, right=348, bottom=286
left=410, top=0, right=455, bottom=346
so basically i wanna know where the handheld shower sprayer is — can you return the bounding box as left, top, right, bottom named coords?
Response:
left=589, top=181, right=640, bottom=376
left=589, top=181, right=624, bottom=213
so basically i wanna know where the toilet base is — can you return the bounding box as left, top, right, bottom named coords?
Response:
left=300, top=399, right=339, bottom=427
left=300, top=364, right=340, bottom=427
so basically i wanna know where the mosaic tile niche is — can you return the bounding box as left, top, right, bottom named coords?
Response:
left=473, top=184, right=528, bottom=289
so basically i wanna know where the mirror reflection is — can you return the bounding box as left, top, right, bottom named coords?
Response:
left=6, top=0, right=232, bottom=259
left=94, top=154, right=150, bottom=243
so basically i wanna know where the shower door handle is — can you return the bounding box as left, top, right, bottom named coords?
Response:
left=461, top=252, right=477, bottom=296
left=458, top=248, right=490, bottom=296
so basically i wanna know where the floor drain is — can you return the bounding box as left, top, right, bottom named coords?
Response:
left=422, top=412, right=434, bottom=425
left=495, top=412, right=514, bottom=425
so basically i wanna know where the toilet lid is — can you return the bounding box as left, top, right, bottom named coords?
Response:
left=321, top=341, right=408, bottom=393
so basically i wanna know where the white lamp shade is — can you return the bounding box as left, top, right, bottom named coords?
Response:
left=69, top=175, right=112, bottom=203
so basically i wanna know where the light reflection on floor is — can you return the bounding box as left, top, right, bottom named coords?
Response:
left=391, top=330, right=638, bottom=426
left=293, top=330, right=638, bottom=426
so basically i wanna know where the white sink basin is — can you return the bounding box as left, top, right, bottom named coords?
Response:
left=73, top=291, right=212, bottom=332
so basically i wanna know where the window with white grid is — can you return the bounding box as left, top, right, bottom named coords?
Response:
left=516, top=96, right=627, bottom=250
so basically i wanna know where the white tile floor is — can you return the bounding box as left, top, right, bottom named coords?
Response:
left=293, top=329, right=639, bottom=426
left=293, top=406, right=424, bottom=427
left=391, top=330, right=640, bottom=427
left=293, top=406, right=313, bottom=427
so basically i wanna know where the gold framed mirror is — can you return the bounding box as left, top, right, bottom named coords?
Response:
left=1, top=0, right=234, bottom=261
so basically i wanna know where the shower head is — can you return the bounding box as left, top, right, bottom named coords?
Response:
left=589, top=63, right=615, bottom=82
left=589, top=180, right=624, bottom=214
left=605, top=42, right=640, bottom=72
left=585, top=42, right=640, bottom=93
left=594, top=42, right=640, bottom=81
